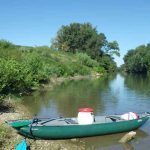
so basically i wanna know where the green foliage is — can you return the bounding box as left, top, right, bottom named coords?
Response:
left=0, top=21, right=120, bottom=101
left=76, top=53, right=98, bottom=67
left=99, top=55, right=117, bottom=72
left=0, top=58, right=33, bottom=94
left=123, top=43, right=150, bottom=74
left=22, top=52, right=44, bottom=82
left=52, top=22, right=119, bottom=71
left=106, top=41, right=120, bottom=57
left=93, top=66, right=106, bottom=74
left=0, top=39, right=15, bottom=49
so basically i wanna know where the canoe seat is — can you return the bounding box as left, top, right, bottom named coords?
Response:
left=64, top=119, right=78, bottom=124
left=106, top=116, right=122, bottom=122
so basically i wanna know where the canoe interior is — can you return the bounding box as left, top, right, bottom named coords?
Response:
left=29, top=113, right=149, bottom=126
left=7, top=113, right=149, bottom=139
left=8, top=113, right=148, bottom=127
left=32, top=116, right=120, bottom=126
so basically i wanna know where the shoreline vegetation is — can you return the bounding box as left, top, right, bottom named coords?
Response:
left=0, top=40, right=107, bottom=103
left=121, top=43, right=150, bottom=74
left=0, top=23, right=120, bottom=104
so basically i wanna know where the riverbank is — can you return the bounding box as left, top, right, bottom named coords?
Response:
left=46, top=73, right=101, bottom=88
left=0, top=100, right=87, bottom=150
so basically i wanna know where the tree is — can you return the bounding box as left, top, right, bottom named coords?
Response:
left=106, top=41, right=120, bottom=57
left=0, top=39, right=14, bottom=48
left=123, top=43, right=150, bottom=73
left=99, top=54, right=117, bottom=72
left=52, top=23, right=120, bottom=60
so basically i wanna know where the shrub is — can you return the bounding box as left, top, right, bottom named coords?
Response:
left=93, top=66, right=106, bottom=74
left=0, top=39, right=15, bottom=49
left=76, top=53, right=98, bottom=67
left=0, top=58, right=33, bottom=94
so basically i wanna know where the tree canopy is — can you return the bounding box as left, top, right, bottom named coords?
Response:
left=52, top=23, right=120, bottom=60
left=123, top=43, right=150, bottom=73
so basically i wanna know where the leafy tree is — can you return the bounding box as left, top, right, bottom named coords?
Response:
left=0, top=39, right=15, bottom=49
left=52, top=23, right=120, bottom=60
left=99, top=54, right=117, bottom=72
left=106, top=41, right=120, bottom=57
left=123, top=43, right=150, bottom=73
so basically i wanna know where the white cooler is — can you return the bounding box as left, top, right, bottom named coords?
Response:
left=77, top=108, right=94, bottom=124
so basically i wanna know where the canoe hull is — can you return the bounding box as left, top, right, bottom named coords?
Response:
left=18, top=116, right=149, bottom=139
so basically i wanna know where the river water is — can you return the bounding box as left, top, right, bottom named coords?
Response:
left=22, top=73, right=150, bottom=150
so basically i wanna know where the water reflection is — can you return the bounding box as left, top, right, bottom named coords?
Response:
left=23, top=75, right=118, bottom=117
left=124, top=74, right=150, bottom=97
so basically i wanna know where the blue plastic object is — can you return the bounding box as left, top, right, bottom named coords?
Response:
left=15, top=139, right=27, bottom=150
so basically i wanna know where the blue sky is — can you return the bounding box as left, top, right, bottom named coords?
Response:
left=0, top=0, right=150, bottom=66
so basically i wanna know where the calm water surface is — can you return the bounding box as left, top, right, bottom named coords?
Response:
left=23, top=73, right=150, bottom=150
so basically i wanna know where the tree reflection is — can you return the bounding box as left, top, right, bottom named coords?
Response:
left=124, top=74, right=150, bottom=97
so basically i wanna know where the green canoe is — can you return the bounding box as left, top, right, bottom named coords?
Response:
left=7, top=112, right=149, bottom=139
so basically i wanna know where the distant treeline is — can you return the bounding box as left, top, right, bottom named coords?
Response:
left=0, top=22, right=120, bottom=101
left=123, top=43, right=150, bottom=74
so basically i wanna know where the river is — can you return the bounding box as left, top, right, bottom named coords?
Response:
left=22, top=73, right=150, bottom=150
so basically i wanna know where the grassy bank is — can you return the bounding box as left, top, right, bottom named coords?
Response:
left=0, top=40, right=106, bottom=103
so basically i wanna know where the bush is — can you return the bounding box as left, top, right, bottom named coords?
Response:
left=0, top=58, right=33, bottom=94
left=94, top=66, right=106, bottom=74
left=76, top=53, right=98, bottom=67
left=0, top=39, right=15, bottom=49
